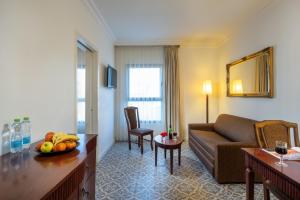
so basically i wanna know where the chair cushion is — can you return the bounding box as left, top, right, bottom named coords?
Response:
left=190, top=130, right=231, bottom=156
left=214, top=114, right=257, bottom=143
left=130, top=128, right=153, bottom=135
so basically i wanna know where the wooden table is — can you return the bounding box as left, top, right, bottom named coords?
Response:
left=0, top=134, right=97, bottom=200
left=154, top=135, right=183, bottom=174
left=242, top=148, right=300, bottom=200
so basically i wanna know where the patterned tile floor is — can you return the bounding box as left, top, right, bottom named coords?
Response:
left=96, top=142, right=277, bottom=200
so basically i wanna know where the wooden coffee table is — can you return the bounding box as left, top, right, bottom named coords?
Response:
left=154, top=135, right=183, bottom=174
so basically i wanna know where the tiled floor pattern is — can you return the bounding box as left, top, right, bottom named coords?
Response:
left=96, top=142, right=277, bottom=200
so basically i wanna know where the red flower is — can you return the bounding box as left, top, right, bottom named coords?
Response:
left=160, top=131, right=167, bottom=137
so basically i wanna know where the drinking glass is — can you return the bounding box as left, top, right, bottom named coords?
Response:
left=173, top=132, right=178, bottom=140
left=275, top=141, right=288, bottom=167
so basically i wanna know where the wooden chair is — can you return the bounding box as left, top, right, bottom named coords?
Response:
left=255, top=120, right=300, bottom=200
left=255, top=120, right=300, bottom=148
left=124, top=107, right=153, bottom=154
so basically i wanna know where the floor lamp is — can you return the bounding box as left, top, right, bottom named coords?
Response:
left=202, top=80, right=212, bottom=124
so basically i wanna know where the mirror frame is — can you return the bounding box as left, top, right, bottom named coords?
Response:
left=226, top=47, right=274, bottom=98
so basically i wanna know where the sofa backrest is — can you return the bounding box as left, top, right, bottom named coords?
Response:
left=214, top=114, right=258, bottom=143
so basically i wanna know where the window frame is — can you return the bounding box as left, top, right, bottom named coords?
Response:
left=127, top=64, right=164, bottom=122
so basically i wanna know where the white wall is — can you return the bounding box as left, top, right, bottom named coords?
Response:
left=218, top=0, right=300, bottom=124
left=0, top=0, right=115, bottom=159
left=179, top=46, right=219, bottom=139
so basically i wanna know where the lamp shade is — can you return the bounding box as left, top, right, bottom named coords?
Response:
left=232, top=80, right=243, bottom=94
left=202, top=80, right=212, bottom=95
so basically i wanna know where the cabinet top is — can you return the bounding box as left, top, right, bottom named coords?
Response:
left=0, top=134, right=97, bottom=199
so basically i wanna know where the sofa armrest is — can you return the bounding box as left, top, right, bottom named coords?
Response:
left=188, top=123, right=215, bottom=132
left=214, top=142, right=258, bottom=183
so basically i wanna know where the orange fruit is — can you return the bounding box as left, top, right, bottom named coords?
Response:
left=65, top=141, right=77, bottom=150
left=35, top=142, right=43, bottom=151
left=45, top=132, right=55, bottom=142
left=54, top=142, right=67, bottom=152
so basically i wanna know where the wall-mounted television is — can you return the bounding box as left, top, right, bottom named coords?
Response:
left=106, top=65, right=117, bottom=88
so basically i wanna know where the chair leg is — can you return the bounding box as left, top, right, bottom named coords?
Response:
left=141, top=136, right=144, bottom=154
left=138, top=136, right=141, bottom=148
left=128, top=133, right=131, bottom=150
left=150, top=133, right=153, bottom=151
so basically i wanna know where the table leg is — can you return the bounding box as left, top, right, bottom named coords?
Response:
left=178, top=146, right=181, bottom=166
left=246, top=167, right=254, bottom=200
left=170, top=149, right=173, bottom=174
left=164, top=149, right=166, bottom=159
left=155, top=144, right=157, bottom=166
left=263, top=180, right=270, bottom=200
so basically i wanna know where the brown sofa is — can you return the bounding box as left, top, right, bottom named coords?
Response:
left=189, top=114, right=259, bottom=183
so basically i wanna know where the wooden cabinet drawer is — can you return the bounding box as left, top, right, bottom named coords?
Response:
left=79, top=172, right=96, bottom=200
left=86, top=136, right=97, bottom=154
left=66, top=187, right=79, bottom=200
left=84, top=149, right=96, bottom=182
left=44, top=162, right=85, bottom=200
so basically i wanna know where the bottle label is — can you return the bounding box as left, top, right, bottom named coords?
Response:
left=23, top=136, right=31, bottom=145
left=11, top=140, right=22, bottom=149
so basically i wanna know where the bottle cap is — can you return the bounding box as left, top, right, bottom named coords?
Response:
left=14, top=118, right=21, bottom=123
left=23, top=117, right=30, bottom=121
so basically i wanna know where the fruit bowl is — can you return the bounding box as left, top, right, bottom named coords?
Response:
left=35, top=132, right=80, bottom=155
left=35, top=142, right=80, bottom=155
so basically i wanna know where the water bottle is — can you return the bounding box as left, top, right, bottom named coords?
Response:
left=11, top=118, right=22, bottom=153
left=22, top=117, right=31, bottom=149
left=1, top=124, right=11, bottom=155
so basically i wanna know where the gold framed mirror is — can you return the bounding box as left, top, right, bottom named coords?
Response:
left=226, top=47, right=274, bottom=97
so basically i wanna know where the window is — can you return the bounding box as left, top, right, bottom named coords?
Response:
left=127, top=64, right=163, bottom=122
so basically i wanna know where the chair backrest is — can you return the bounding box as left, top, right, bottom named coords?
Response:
left=255, top=120, right=300, bottom=148
left=124, top=107, right=140, bottom=131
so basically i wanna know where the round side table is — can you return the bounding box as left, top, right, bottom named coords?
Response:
left=154, top=135, right=183, bottom=174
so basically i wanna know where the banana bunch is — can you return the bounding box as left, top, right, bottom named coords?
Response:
left=52, top=132, right=79, bottom=146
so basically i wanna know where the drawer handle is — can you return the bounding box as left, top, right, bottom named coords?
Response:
left=82, top=188, right=89, bottom=197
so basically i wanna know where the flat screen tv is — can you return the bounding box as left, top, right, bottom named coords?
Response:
left=106, top=65, right=117, bottom=88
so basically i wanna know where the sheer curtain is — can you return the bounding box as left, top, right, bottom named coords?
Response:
left=115, top=46, right=165, bottom=141
left=255, top=53, right=269, bottom=93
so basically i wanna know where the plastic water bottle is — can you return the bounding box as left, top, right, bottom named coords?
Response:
left=11, top=118, right=22, bottom=153
left=22, top=117, right=31, bottom=149
left=1, top=124, right=11, bottom=155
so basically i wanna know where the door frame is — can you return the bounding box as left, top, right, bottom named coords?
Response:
left=75, top=36, right=98, bottom=135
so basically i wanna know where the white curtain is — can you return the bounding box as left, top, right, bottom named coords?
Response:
left=115, top=46, right=165, bottom=141
left=164, top=46, right=182, bottom=137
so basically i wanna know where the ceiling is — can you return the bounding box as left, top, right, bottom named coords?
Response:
left=93, top=0, right=274, bottom=46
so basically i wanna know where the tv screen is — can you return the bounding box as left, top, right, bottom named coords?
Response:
left=107, top=65, right=117, bottom=88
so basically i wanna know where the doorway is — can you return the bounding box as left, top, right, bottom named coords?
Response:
left=76, top=40, right=97, bottom=134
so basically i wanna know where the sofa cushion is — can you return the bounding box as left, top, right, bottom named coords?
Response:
left=190, top=129, right=231, bottom=156
left=214, top=114, right=257, bottom=143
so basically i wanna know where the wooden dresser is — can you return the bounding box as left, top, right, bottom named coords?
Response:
left=0, top=134, right=97, bottom=200
left=243, top=148, right=300, bottom=200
